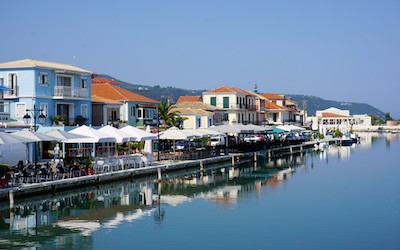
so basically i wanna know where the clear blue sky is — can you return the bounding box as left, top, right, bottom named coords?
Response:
left=1, top=0, right=399, bottom=118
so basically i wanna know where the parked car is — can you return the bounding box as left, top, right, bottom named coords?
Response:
left=210, top=135, right=225, bottom=147
left=172, top=140, right=196, bottom=151
left=243, top=135, right=262, bottom=143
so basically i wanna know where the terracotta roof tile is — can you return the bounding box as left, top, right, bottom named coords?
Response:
left=92, top=95, right=122, bottom=104
left=262, top=93, right=285, bottom=100
left=176, top=96, right=202, bottom=103
left=265, top=101, right=287, bottom=110
left=205, top=86, right=248, bottom=94
left=92, top=77, right=122, bottom=85
left=321, top=112, right=351, bottom=118
left=92, top=83, right=158, bottom=103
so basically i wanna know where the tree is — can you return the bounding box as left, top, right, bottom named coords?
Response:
left=385, top=112, right=393, bottom=122
left=369, top=114, right=384, bottom=125
left=158, top=100, right=181, bottom=128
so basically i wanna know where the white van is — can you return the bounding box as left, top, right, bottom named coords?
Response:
left=210, top=135, right=225, bottom=147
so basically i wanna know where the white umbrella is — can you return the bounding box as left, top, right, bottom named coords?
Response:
left=98, top=125, right=137, bottom=143
left=0, top=132, right=26, bottom=144
left=120, top=125, right=157, bottom=141
left=244, top=124, right=273, bottom=133
left=45, top=130, right=94, bottom=143
left=143, top=125, right=153, bottom=154
left=69, top=125, right=116, bottom=143
left=209, top=124, right=254, bottom=134
left=159, top=127, right=201, bottom=140
left=12, top=129, right=60, bottom=142
left=195, top=128, right=225, bottom=137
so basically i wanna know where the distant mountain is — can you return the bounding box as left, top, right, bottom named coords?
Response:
left=97, top=74, right=205, bottom=103
left=286, top=94, right=385, bottom=119
left=97, top=74, right=385, bottom=119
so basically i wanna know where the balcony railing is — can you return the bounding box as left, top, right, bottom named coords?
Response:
left=54, top=86, right=89, bottom=98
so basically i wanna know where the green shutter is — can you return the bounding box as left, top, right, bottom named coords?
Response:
left=223, top=97, right=229, bottom=108
left=210, top=97, right=216, bottom=106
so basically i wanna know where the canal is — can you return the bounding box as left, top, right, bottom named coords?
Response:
left=0, top=133, right=399, bottom=250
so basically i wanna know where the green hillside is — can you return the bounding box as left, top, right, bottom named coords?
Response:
left=286, top=94, right=385, bottom=119
left=98, top=75, right=385, bottom=119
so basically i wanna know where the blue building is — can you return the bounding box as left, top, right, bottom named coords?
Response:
left=0, top=59, right=92, bottom=129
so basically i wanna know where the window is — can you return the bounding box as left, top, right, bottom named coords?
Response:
left=138, top=109, right=142, bottom=118
left=223, top=97, right=229, bottom=108
left=208, top=118, right=212, bottom=127
left=210, top=97, right=216, bottom=106
left=81, top=104, right=88, bottom=118
left=81, top=78, right=87, bottom=89
left=15, top=103, right=26, bottom=118
left=223, top=113, right=229, bottom=121
left=197, top=117, right=201, bottom=128
left=38, top=73, right=48, bottom=85
left=8, top=73, right=17, bottom=95
left=40, top=103, right=48, bottom=117
left=130, top=106, right=136, bottom=117
left=57, top=75, right=72, bottom=86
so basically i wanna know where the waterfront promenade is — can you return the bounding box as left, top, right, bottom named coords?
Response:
left=0, top=140, right=338, bottom=201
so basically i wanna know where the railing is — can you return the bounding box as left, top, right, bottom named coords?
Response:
left=54, top=86, right=89, bottom=98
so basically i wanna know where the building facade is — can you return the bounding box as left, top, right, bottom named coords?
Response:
left=0, top=59, right=92, bottom=129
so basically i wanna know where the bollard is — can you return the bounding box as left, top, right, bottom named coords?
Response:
left=200, top=161, right=204, bottom=172
left=232, top=155, right=235, bottom=165
left=289, top=146, right=293, bottom=154
left=254, top=152, right=257, bottom=162
left=9, top=190, right=14, bottom=210
left=157, top=168, right=162, bottom=181
left=268, top=149, right=272, bottom=159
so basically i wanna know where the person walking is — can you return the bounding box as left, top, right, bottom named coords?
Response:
left=54, top=143, right=60, bottom=160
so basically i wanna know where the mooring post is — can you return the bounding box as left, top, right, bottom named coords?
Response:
left=254, top=152, right=257, bottom=162
left=268, top=149, right=272, bottom=159
left=232, top=155, right=235, bottom=165
left=157, top=168, right=162, bottom=181
left=9, top=190, right=14, bottom=211
left=290, top=146, right=293, bottom=154
left=200, top=161, right=204, bottom=172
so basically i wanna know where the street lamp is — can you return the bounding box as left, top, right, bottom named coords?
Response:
left=23, top=104, right=46, bottom=167
left=153, top=113, right=164, bottom=161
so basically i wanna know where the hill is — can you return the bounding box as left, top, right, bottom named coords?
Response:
left=97, top=74, right=385, bottom=119
left=286, top=94, right=385, bottom=118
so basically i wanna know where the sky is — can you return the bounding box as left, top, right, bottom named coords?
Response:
left=1, top=0, right=399, bottom=118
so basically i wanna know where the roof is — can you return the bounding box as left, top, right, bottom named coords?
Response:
left=170, top=108, right=213, bottom=115
left=243, top=90, right=267, bottom=100
left=321, top=112, right=351, bottom=118
left=175, top=102, right=220, bottom=111
left=0, top=59, right=91, bottom=74
left=176, top=96, right=202, bottom=103
left=265, top=101, right=288, bottom=111
left=204, top=86, right=248, bottom=95
left=262, top=93, right=286, bottom=100
left=92, top=83, right=158, bottom=103
left=92, top=77, right=122, bottom=85
left=92, top=95, right=122, bottom=105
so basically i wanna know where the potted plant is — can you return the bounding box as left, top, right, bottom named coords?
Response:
left=86, top=156, right=95, bottom=175
left=75, top=115, right=87, bottom=126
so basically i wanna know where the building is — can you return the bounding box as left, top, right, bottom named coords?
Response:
left=91, top=77, right=158, bottom=127
left=0, top=59, right=92, bottom=129
left=261, top=93, right=302, bottom=125
left=307, top=107, right=372, bottom=134
left=202, top=86, right=256, bottom=125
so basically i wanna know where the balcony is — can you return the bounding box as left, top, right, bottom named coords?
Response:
left=54, top=86, right=89, bottom=98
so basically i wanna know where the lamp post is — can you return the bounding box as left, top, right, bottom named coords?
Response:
left=153, top=113, right=164, bottom=161
left=23, top=104, right=46, bottom=166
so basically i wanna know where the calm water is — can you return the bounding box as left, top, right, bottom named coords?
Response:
left=1, top=133, right=399, bottom=250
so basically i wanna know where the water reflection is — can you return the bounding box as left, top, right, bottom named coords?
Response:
left=0, top=133, right=397, bottom=249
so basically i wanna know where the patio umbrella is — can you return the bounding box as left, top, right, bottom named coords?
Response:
left=69, top=125, right=116, bottom=157
left=120, top=125, right=157, bottom=141
left=98, top=125, right=137, bottom=143
left=12, top=129, right=60, bottom=142
left=0, top=132, right=25, bottom=144
left=45, top=130, right=96, bottom=158
left=69, top=125, right=116, bottom=143
left=244, top=124, right=273, bottom=133
left=209, top=124, right=254, bottom=134
left=195, top=128, right=225, bottom=137
left=159, top=127, right=202, bottom=140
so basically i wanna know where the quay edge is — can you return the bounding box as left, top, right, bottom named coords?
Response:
left=0, top=139, right=338, bottom=200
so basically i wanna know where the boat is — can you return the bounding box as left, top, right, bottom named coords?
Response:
left=340, top=134, right=353, bottom=146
